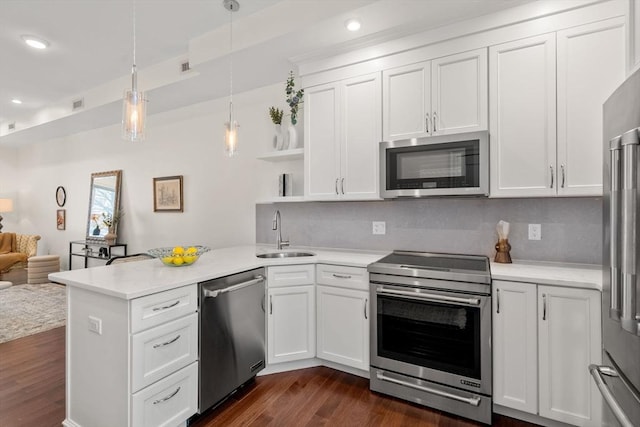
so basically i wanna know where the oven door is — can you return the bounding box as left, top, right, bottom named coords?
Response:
left=370, top=281, right=491, bottom=396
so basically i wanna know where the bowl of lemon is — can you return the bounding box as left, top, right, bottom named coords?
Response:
left=148, top=245, right=211, bottom=267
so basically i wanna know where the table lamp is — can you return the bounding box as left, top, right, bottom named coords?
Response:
left=0, top=198, right=14, bottom=232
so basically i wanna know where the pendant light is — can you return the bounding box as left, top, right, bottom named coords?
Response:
left=122, top=0, right=146, bottom=142
left=224, top=0, right=239, bottom=156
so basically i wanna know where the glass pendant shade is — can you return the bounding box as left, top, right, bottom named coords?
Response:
left=225, top=118, right=239, bottom=156
left=122, top=85, right=146, bottom=142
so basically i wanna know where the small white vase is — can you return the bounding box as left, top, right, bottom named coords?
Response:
left=273, top=124, right=284, bottom=150
left=287, top=124, right=298, bottom=149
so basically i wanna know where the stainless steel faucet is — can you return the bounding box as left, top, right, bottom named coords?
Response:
left=272, top=210, right=290, bottom=250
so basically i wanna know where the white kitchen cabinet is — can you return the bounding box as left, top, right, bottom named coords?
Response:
left=382, top=48, right=487, bottom=140
left=493, top=280, right=602, bottom=427
left=266, top=265, right=316, bottom=364
left=315, top=264, right=369, bottom=371
left=556, top=17, right=626, bottom=196
left=489, top=33, right=557, bottom=197
left=304, top=73, right=381, bottom=201
left=538, top=285, right=602, bottom=427
left=492, top=280, right=538, bottom=415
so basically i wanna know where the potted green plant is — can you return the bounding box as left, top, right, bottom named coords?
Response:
left=285, top=71, right=304, bottom=148
left=268, top=107, right=284, bottom=150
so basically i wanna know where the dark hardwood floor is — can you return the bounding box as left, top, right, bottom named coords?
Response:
left=0, top=326, right=539, bottom=427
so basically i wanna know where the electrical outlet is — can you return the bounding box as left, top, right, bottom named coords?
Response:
left=372, top=221, right=386, bottom=235
left=528, top=224, right=542, bottom=240
left=88, top=316, right=102, bottom=335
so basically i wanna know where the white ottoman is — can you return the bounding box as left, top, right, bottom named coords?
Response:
left=0, top=281, right=12, bottom=289
left=27, top=255, right=60, bottom=284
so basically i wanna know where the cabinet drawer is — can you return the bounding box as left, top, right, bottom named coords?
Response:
left=131, top=313, right=198, bottom=392
left=316, top=264, right=368, bottom=291
left=131, top=285, right=197, bottom=333
left=267, top=264, right=315, bottom=288
left=132, top=362, right=198, bottom=427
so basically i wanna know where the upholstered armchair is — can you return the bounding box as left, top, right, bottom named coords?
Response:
left=0, top=233, right=41, bottom=273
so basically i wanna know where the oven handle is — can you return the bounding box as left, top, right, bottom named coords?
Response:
left=376, top=371, right=481, bottom=407
left=376, top=285, right=481, bottom=306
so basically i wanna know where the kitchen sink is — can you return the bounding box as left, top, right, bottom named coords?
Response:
left=256, top=251, right=315, bottom=259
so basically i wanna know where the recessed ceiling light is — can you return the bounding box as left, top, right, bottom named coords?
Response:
left=11, top=99, right=22, bottom=104
left=21, top=35, right=50, bottom=50
left=345, top=19, right=361, bottom=32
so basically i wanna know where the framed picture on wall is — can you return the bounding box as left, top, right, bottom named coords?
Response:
left=56, top=209, right=66, bottom=230
left=153, top=175, right=184, bottom=212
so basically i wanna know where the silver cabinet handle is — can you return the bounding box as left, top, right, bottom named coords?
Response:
left=203, top=275, right=265, bottom=298
left=610, top=136, right=622, bottom=320
left=377, top=286, right=480, bottom=306
left=364, top=298, right=368, bottom=320
left=550, top=165, right=554, bottom=188
left=496, top=289, right=500, bottom=314
left=377, top=371, right=481, bottom=407
left=433, top=111, right=437, bottom=133
left=590, top=365, right=634, bottom=427
left=561, top=164, right=566, bottom=188
left=153, top=386, right=181, bottom=405
left=152, top=300, right=180, bottom=312
left=542, top=294, right=547, bottom=321
left=425, top=113, right=430, bottom=133
left=153, top=334, right=181, bottom=349
left=620, top=129, right=640, bottom=334
left=335, top=178, right=339, bottom=195
left=269, top=295, right=273, bottom=315
left=332, top=273, right=352, bottom=279
left=341, top=177, right=345, bottom=195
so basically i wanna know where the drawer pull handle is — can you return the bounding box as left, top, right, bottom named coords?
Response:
left=332, top=273, right=352, bottom=279
left=153, top=386, right=181, bottom=405
left=152, top=300, right=180, bottom=312
left=153, top=334, right=181, bottom=349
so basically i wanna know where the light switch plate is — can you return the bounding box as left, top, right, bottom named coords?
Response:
left=372, top=221, right=386, bottom=235
left=88, top=316, right=102, bottom=335
left=528, top=224, right=541, bottom=240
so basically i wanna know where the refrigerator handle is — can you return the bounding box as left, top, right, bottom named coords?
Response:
left=590, top=364, right=635, bottom=427
left=620, top=129, right=640, bottom=335
left=610, top=136, right=622, bottom=321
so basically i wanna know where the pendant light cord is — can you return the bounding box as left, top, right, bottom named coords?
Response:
left=131, top=0, right=137, bottom=91
left=228, top=2, right=234, bottom=121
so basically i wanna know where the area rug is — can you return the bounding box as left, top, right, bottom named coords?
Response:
left=0, top=283, right=66, bottom=343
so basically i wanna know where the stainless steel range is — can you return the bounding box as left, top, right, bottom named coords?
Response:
left=368, top=251, right=492, bottom=424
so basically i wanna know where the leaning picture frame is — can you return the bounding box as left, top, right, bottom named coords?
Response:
left=153, top=175, right=184, bottom=212
left=57, top=209, right=66, bottom=230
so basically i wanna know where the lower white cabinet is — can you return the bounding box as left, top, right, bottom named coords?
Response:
left=493, top=280, right=602, bottom=427
left=266, top=265, right=316, bottom=364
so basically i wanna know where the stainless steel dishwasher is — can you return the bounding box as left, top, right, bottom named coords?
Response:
left=198, top=267, right=266, bottom=413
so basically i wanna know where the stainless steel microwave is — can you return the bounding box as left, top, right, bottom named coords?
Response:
left=380, top=131, right=489, bottom=198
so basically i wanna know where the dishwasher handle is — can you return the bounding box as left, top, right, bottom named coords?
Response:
left=203, top=275, right=265, bottom=298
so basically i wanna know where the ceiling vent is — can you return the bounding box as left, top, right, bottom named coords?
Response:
left=181, top=61, right=191, bottom=73
left=8, top=122, right=16, bottom=131
left=72, top=98, right=84, bottom=111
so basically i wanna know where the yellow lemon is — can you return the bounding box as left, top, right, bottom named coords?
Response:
left=162, top=256, right=174, bottom=265
left=172, top=246, right=185, bottom=256
left=172, top=256, right=184, bottom=266
left=186, top=246, right=198, bottom=255
left=183, top=255, right=197, bottom=264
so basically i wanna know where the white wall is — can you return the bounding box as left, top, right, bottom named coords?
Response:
left=0, top=146, right=18, bottom=231
left=5, top=82, right=301, bottom=269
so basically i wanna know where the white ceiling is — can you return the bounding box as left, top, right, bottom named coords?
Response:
left=0, top=0, right=536, bottom=145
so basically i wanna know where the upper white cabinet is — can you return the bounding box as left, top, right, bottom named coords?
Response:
left=557, top=17, right=626, bottom=196
left=382, top=48, right=488, bottom=141
left=304, top=73, right=381, bottom=201
left=489, top=33, right=557, bottom=198
left=490, top=19, right=625, bottom=198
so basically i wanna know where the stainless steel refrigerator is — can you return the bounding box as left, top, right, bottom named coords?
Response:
left=594, top=66, right=640, bottom=427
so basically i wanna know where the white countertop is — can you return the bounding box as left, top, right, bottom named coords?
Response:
left=49, top=245, right=603, bottom=299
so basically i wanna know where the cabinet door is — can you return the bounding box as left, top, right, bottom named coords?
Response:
left=489, top=34, right=557, bottom=197
left=492, top=281, right=538, bottom=415
left=538, top=286, right=602, bottom=427
left=305, top=83, right=341, bottom=200
left=431, top=48, right=488, bottom=135
left=382, top=61, right=430, bottom=140
left=316, top=285, right=369, bottom=370
left=267, top=285, right=315, bottom=364
left=341, top=73, right=382, bottom=200
left=557, top=18, right=625, bottom=196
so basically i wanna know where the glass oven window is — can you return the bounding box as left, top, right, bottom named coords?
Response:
left=377, top=295, right=481, bottom=379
